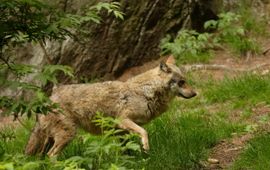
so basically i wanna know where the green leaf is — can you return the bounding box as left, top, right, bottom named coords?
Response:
left=113, top=11, right=124, bottom=20
left=0, top=163, right=14, bottom=170
left=204, top=20, right=218, bottom=29
left=123, top=141, right=141, bottom=152
left=22, top=162, right=40, bottom=170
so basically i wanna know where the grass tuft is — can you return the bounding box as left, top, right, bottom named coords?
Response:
left=204, top=74, right=270, bottom=105
left=144, top=100, right=243, bottom=169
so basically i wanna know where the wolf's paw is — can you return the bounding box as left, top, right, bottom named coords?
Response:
left=142, top=141, right=149, bottom=152
left=142, top=149, right=150, bottom=158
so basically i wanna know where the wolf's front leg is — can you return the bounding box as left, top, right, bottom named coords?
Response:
left=118, top=118, right=149, bottom=151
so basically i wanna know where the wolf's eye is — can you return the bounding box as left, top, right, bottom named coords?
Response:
left=178, top=80, right=185, bottom=86
left=169, top=79, right=177, bottom=85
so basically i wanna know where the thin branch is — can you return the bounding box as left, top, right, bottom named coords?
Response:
left=183, top=63, right=270, bottom=72
left=39, top=41, right=53, bottom=64
left=0, top=56, right=11, bottom=68
left=15, top=116, right=31, bottom=132
left=263, top=47, right=270, bottom=55
left=0, top=45, right=11, bottom=68
left=0, top=55, right=15, bottom=71
left=63, top=0, right=68, bottom=12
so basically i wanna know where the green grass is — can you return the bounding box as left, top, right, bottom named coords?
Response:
left=225, top=35, right=261, bottom=56
left=0, top=120, right=46, bottom=170
left=204, top=74, right=270, bottom=106
left=144, top=100, right=243, bottom=170
left=177, top=52, right=213, bottom=65
left=232, top=133, right=270, bottom=170
left=0, top=120, right=33, bottom=155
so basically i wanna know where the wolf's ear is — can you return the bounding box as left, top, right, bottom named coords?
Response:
left=166, top=55, right=176, bottom=65
left=160, top=61, right=171, bottom=73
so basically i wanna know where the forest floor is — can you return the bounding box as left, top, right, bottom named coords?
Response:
left=197, top=46, right=270, bottom=169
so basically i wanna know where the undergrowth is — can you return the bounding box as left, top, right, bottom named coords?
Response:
left=238, top=0, right=269, bottom=36
left=160, top=30, right=213, bottom=64
left=0, top=114, right=143, bottom=170
left=161, top=6, right=268, bottom=64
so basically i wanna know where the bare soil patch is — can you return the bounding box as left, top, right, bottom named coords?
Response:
left=205, top=102, right=270, bottom=169
left=204, top=134, right=252, bottom=170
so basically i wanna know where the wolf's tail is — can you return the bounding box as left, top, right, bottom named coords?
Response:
left=25, top=124, right=45, bottom=155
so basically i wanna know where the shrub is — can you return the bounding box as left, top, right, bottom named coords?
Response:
left=160, top=30, right=213, bottom=64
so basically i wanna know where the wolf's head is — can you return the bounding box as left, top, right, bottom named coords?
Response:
left=160, top=56, right=197, bottom=99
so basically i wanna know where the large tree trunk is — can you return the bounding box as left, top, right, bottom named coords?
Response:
left=1, top=0, right=222, bottom=89
left=51, top=0, right=221, bottom=82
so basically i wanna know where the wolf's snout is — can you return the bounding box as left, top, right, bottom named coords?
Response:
left=190, top=91, right=197, bottom=98
left=185, top=90, right=196, bottom=98
left=179, top=88, right=197, bottom=99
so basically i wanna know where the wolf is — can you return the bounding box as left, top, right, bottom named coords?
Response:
left=25, top=56, right=196, bottom=157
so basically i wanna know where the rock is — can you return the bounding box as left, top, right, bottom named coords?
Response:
left=262, top=69, right=269, bottom=75
left=207, top=158, right=220, bottom=164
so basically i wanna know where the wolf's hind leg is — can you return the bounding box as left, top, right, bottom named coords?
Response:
left=25, top=124, right=45, bottom=155
left=39, top=136, right=55, bottom=155
left=47, top=131, right=75, bottom=157
left=118, top=118, right=149, bottom=151
left=47, top=138, right=70, bottom=157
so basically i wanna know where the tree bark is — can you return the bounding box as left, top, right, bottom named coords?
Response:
left=54, top=0, right=221, bottom=82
